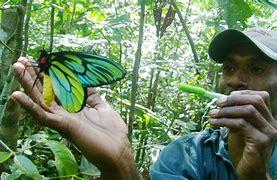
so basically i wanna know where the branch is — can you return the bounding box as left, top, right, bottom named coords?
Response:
left=170, top=0, right=200, bottom=74
left=184, top=0, right=191, bottom=22
left=0, top=139, right=13, bottom=152
left=128, top=0, right=146, bottom=143
left=0, top=4, right=23, bottom=10
left=0, top=65, right=13, bottom=124
left=23, top=0, right=33, bottom=56
left=49, top=1, right=55, bottom=52
left=70, top=0, right=76, bottom=27
left=0, top=40, right=14, bottom=53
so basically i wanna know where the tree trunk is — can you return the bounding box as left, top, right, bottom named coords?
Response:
left=128, top=0, right=146, bottom=143
left=171, top=0, right=200, bottom=74
left=0, top=1, right=26, bottom=172
left=49, top=0, right=55, bottom=52
left=22, top=0, right=32, bottom=56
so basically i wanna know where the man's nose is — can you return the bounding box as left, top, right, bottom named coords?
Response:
left=227, top=73, right=248, bottom=90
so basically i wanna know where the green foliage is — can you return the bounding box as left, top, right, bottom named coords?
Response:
left=0, top=151, right=12, bottom=163
left=79, top=155, right=101, bottom=177
left=0, top=0, right=276, bottom=179
left=257, top=0, right=277, bottom=10
left=13, top=155, right=43, bottom=180
left=216, top=0, right=252, bottom=29
left=46, top=140, right=78, bottom=177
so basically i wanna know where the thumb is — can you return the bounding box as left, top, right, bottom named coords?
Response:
left=11, top=91, right=65, bottom=131
left=86, top=88, right=108, bottom=109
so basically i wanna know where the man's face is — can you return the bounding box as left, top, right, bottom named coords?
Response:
left=218, top=43, right=277, bottom=116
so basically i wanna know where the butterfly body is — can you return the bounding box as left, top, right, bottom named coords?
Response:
left=38, top=50, right=51, bottom=74
left=37, top=49, right=126, bottom=113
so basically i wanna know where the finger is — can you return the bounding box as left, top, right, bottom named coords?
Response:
left=17, top=57, right=43, bottom=92
left=15, top=58, right=59, bottom=109
left=217, top=94, right=273, bottom=122
left=13, top=62, right=44, bottom=104
left=230, top=90, right=271, bottom=110
left=210, top=118, right=273, bottom=150
left=87, top=88, right=98, bottom=96
left=86, top=88, right=107, bottom=109
left=209, top=105, right=270, bottom=130
left=12, top=91, right=65, bottom=131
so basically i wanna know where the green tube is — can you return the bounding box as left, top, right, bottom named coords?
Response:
left=178, top=83, right=226, bottom=99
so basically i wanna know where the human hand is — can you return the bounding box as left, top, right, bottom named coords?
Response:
left=12, top=57, right=137, bottom=180
left=209, top=90, right=277, bottom=180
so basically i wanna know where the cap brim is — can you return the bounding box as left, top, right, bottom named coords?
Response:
left=208, top=29, right=267, bottom=63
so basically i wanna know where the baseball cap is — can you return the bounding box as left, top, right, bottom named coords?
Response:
left=208, top=27, right=277, bottom=63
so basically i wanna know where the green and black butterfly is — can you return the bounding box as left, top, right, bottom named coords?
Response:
left=37, top=49, right=126, bottom=113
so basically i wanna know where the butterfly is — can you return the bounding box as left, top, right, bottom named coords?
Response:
left=36, top=49, right=126, bottom=113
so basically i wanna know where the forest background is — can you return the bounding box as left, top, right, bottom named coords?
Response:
left=0, top=0, right=276, bottom=179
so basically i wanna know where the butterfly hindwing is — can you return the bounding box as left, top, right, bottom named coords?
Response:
left=48, top=61, right=86, bottom=112
left=48, top=52, right=126, bottom=87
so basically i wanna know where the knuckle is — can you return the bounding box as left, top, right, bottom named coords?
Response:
left=253, top=95, right=264, bottom=105
left=237, top=119, right=247, bottom=129
left=260, top=91, right=270, bottom=103
left=268, top=127, right=277, bottom=139
left=255, top=135, right=271, bottom=149
left=245, top=105, right=256, bottom=114
left=273, top=129, right=277, bottom=138
left=261, top=91, right=270, bottom=98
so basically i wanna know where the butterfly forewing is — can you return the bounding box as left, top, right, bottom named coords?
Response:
left=48, top=61, right=86, bottom=112
left=49, top=52, right=126, bottom=87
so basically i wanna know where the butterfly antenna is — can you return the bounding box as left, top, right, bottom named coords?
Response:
left=31, top=76, right=39, bottom=91
left=18, top=61, right=39, bottom=81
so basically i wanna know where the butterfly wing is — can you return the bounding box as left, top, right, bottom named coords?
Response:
left=48, top=61, right=86, bottom=113
left=48, top=52, right=126, bottom=87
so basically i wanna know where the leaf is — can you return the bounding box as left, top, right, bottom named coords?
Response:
left=46, top=140, right=78, bottom=177
left=216, top=0, right=253, bottom=28
left=257, top=0, right=277, bottom=10
left=87, top=8, right=106, bottom=23
left=0, top=172, right=19, bottom=180
left=79, top=155, right=101, bottom=176
left=14, top=154, right=42, bottom=180
left=160, top=5, right=176, bottom=38
left=109, top=15, right=130, bottom=25
left=32, top=3, right=42, bottom=10
left=0, top=151, right=12, bottom=163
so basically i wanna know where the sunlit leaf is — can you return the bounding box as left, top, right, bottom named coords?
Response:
left=257, top=0, right=277, bottom=10
left=14, top=154, right=42, bottom=180
left=216, top=0, right=253, bottom=28
left=46, top=140, right=78, bottom=177
left=79, top=155, right=101, bottom=176
left=87, top=8, right=106, bottom=23
left=109, top=14, right=130, bottom=25
left=0, top=151, right=12, bottom=163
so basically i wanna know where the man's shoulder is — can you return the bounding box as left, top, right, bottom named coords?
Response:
left=151, top=128, right=237, bottom=180
left=169, top=128, right=224, bottom=148
left=156, top=128, right=226, bottom=165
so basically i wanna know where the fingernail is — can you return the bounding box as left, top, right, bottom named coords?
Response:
left=209, top=109, right=219, bottom=117
left=12, top=91, right=22, bottom=98
left=209, top=118, right=218, bottom=124
left=11, top=92, right=19, bottom=102
left=217, top=96, right=227, bottom=106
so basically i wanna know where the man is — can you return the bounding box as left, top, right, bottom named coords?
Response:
left=151, top=28, right=277, bottom=180
left=12, top=27, right=276, bottom=179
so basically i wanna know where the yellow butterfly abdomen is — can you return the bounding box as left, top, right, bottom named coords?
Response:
left=43, top=75, right=55, bottom=106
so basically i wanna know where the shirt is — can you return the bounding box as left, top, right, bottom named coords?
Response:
left=151, top=128, right=277, bottom=180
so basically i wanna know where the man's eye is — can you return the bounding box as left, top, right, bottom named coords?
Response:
left=223, top=65, right=235, bottom=74
left=250, top=66, right=265, bottom=75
